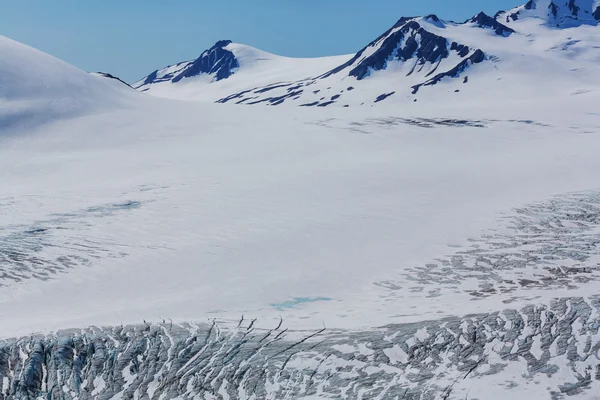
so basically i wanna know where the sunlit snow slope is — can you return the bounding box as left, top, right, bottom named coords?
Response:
left=0, top=36, right=136, bottom=129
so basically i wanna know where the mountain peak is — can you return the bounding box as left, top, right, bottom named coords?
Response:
left=389, top=17, right=418, bottom=29
left=213, top=39, right=233, bottom=48
left=135, top=40, right=240, bottom=89
left=468, top=11, right=515, bottom=36
left=422, top=14, right=446, bottom=27
left=172, top=40, right=239, bottom=83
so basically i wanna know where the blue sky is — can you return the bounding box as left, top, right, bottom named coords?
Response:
left=1, top=0, right=521, bottom=83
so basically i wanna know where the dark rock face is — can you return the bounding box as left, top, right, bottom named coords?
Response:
left=507, top=11, right=520, bottom=21
left=568, top=0, right=580, bottom=16
left=549, top=2, right=559, bottom=18
left=2, top=296, right=600, bottom=399
left=374, top=92, right=395, bottom=103
left=468, top=12, right=515, bottom=36
left=138, top=40, right=239, bottom=88
left=594, top=5, right=600, bottom=20
left=321, top=20, right=479, bottom=81
left=411, top=49, right=485, bottom=94
left=172, top=40, right=239, bottom=83
left=94, top=72, right=133, bottom=89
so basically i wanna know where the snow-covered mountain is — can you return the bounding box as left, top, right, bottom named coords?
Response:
left=135, top=40, right=239, bottom=88
left=135, top=0, right=600, bottom=107
left=133, top=40, right=350, bottom=101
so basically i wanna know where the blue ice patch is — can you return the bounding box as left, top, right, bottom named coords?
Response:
left=270, top=297, right=332, bottom=311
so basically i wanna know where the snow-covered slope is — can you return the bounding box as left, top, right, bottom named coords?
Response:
left=133, top=40, right=351, bottom=101
left=0, top=35, right=135, bottom=129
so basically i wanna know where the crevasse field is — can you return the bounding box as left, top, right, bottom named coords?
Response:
left=3, top=1, right=600, bottom=399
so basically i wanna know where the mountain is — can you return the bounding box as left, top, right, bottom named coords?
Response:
left=135, top=0, right=600, bottom=108
left=318, top=16, right=488, bottom=84
left=133, top=40, right=350, bottom=101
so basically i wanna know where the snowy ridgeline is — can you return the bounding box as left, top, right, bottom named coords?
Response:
left=2, top=297, right=600, bottom=400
